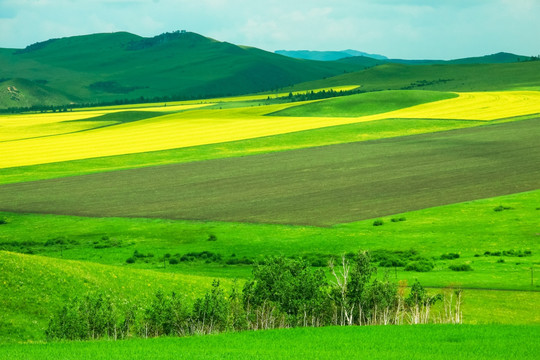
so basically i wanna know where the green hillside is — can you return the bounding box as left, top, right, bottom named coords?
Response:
left=0, top=31, right=363, bottom=108
left=0, top=251, right=220, bottom=342
left=291, top=61, right=540, bottom=92
left=0, top=78, right=74, bottom=108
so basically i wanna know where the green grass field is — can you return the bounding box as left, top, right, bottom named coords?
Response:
left=2, top=325, right=538, bottom=359
left=1, top=189, right=538, bottom=342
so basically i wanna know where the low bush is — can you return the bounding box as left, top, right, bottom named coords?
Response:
left=440, top=253, right=460, bottom=260
left=373, top=219, right=384, bottom=226
left=494, top=205, right=513, bottom=212
left=449, top=264, right=473, bottom=272
left=404, top=260, right=434, bottom=272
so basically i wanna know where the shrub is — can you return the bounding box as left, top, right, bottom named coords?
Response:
left=207, top=234, right=217, bottom=242
left=449, top=264, right=473, bottom=271
left=440, top=253, right=460, bottom=260
left=373, top=219, right=384, bottom=226
left=126, top=257, right=135, bottom=264
left=494, top=205, right=512, bottom=212
left=0, top=217, right=8, bottom=225
left=404, top=260, right=434, bottom=272
left=169, top=258, right=179, bottom=265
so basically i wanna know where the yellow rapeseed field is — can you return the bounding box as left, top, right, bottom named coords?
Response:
left=1, top=91, right=539, bottom=169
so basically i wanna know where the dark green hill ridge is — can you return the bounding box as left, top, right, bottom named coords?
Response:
left=0, top=31, right=363, bottom=109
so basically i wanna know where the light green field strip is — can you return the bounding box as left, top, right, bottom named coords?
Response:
left=1, top=91, right=539, bottom=169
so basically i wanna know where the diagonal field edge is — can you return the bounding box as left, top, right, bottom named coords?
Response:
left=0, top=118, right=538, bottom=226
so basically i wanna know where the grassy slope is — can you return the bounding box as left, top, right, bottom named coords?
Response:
left=290, top=61, right=540, bottom=92
left=0, top=251, right=223, bottom=342
left=0, top=118, right=537, bottom=225
left=270, top=90, right=458, bottom=117
left=0, top=32, right=362, bottom=107
left=2, top=325, right=539, bottom=359
left=0, top=79, right=74, bottom=108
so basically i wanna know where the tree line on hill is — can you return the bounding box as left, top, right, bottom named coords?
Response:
left=0, top=87, right=365, bottom=114
left=46, top=252, right=462, bottom=341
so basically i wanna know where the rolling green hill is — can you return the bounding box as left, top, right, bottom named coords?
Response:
left=0, top=31, right=363, bottom=109
left=0, top=251, right=220, bottom=342
left=290, top=61, right=540, bottom=92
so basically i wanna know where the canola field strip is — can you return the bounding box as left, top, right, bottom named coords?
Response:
left=1, top=91, right=539, bottom=169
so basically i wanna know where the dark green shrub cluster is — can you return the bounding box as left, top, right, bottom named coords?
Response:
left=390, top=217, right=406, bottom=223
left=44, top=236, right=77, bottom=247
left=0, top=240, right=41, bottom=253
left=46, top=293, right=121, bottom=340
left=372, top=219, right=384, bottom=226
left=404, top=260, right=434, bottom=272
left=225, top=257, right=254, bottom=265
left=48, top=253, right=453, bottom=340
left=440, top=253, right=460, bottom=260
left=93, top=235, right=123, bottom=249
left=0, top=216, right=8, bottom=225
left=207, top=234, right=217, bottom=242
left=449, top=264, right=473, bottom=272
left=126, top=250, right=154, bottom=264
left=493, top=205, right=513, bottom=212
left=372, top=249, right=432, bottom=271
left=180, top=251, right=222, bottom=263
left=484, top=249, right=532, bottom=257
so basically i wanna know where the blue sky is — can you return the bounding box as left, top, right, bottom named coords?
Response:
left=0, top=0, right=538, bottom=59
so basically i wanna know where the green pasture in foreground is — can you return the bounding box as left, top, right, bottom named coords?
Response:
left=2, top=325, right=538, bottom=360
left=270, top=90, right=458, bottom=117
left=1, top=118, right=537, bottom=225
left=0, top=117, right=482, bottom=185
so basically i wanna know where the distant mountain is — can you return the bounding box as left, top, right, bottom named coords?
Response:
left=350, top=52, right=532, bottom=66
left=277, top=49, right=532, bottom=66
left=0, top=31, right=365, bottom=109
left=275, top=49, right=388, bottom=61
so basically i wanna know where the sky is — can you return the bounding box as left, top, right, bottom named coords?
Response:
left=0, top=0, right=538, bottom=59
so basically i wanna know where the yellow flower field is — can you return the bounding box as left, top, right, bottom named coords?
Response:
left=1, top=90, right=539, bottom=169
